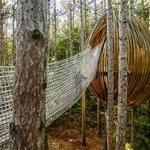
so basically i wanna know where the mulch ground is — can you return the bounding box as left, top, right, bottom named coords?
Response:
left=47, top=110, right=105, bottom=150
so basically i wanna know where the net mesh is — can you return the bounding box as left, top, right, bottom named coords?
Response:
left=0, top=44, right=102, bottom=149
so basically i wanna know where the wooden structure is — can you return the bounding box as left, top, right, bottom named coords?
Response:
left=89, top=14, right=150, bottom=105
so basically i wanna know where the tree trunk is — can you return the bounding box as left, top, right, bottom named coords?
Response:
left=69, top=1, right=73, bottom=56
left=9, top=0, right=48, bottom=149
left=5, top=19, right=8, bottom=64
left=106, top=0, right=114, bottom=149
left=103, top=0, right=106, bottom=13
left=48, top=0, right=51, bottom=63
left=48, top=0, right=51, bottom=29
left=80, top=0, right=84, bottom=51
left=53, top=0, right=57, bottom=59
left=80, top=0, right=87, bottom=146
left=0, top=0, right=4, bottom=65
left=141, top=0, right=144, bottom=18
left=81, top=92, right=86, bottom=146
left=54, top=0, right=57, bottom=43
left=12, top=2, right=16, bottom=65
left=149, top=1, right=150, bottom=30
left=94, top=0, right=98, bottom=22
left=72, top=0, right=75, bottom=29
left=116, top=0, right=128, bottom=149
left=129, top=0, right=134, bottom=18
left=83, top=0, right=88, bottom=41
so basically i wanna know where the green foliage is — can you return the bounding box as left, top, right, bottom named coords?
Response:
left=48, top=27, right=81, bottom=62
left=125, top=143, right=133, bottom=150
left=135, top=101, right=150, bottom=150
left=136, top=116, right=150, bottom=128
left=4, top=37, right=13, bottom=65
left=136, top=1, right=149, bottom=23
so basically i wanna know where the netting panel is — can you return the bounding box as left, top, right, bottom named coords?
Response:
left=0, top=45, right=101, bottom=148
left=46, top=46, right=101, bottom=124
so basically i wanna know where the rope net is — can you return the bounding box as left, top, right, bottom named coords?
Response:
left=0, top=44, right=102, bottom=148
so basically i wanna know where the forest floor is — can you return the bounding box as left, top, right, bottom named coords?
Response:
left=47, top=103, right=105, bottom=150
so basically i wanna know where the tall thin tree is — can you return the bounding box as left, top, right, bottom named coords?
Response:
left=80, top=0, right=84, bottom=51
left=129, top=0, right=135, bottom=18
left=12, top=0, right=16, bottom=65
left=80, top=0, right=87, bottom=146
left=9, top=0, right=48, bottom=149
left=52, top=0, right=57, bottom=59
left=83, top=0, right=88, bottom=41
left=106, top=0, right=114, bottom=149
left=68, top=0, right=74, bottom=56
left=94, top=0, right=98, bottom=22
left=103, top=0, right=106, bottom=13
left=0, top=0, right=4, bottom=65
left=53, top=0, right=57, bottom=43
left=116, top=0, right=128, bottom=149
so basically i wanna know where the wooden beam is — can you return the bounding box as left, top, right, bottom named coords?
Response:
left=81, top=91, right=86, bottom=146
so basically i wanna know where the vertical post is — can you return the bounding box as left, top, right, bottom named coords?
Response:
left=82, top=91, right=86, bottom=146
left=97, top=97, right=101, bottom=135
left=80, top=0, right=86, bottom=146
left=131, top=107, right=134, bottom=148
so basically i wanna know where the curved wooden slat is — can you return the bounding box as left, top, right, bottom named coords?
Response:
left=89, top=15, right=150, bottom=106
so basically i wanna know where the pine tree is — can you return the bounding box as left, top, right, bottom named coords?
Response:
left=129, top=0, right=135, bottom=18
left=12, top=1, right=16, bottom=65
left=94, top=0, right=98, bottom=22
left=9, top=0, right=48, bottom=149
left=106, top=0, right=114, bottom=149
left=0, top=0, right=4, bottom=65
left=116, top=0, right=128, bottom=149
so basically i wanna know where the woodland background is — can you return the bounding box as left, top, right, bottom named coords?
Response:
left=0, top=0, right=149, bottom=149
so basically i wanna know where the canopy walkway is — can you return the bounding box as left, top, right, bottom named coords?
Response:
left=0, top=15, right=150, bottom=148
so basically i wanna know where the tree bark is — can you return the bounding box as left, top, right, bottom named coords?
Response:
left=80, top=0, right=87, bottom=146
left=116, top=0, right=128, bottom=149
left=129, top=0, right=134, bottom=18
left=106, top=0, right=114, bottom=149
left=103, top=0, right=106, bottom=13
left=80, top=0, right=84, bottom=51
left=54, top=0, right=57, bottom=43
left=12, top=2, right=16, bottom=65
left=94, top=0, right=98, bottom=22
left=83, top=0, right=88, bottom=41
left=53, top=0, right=57, bottom=59
left=9, top=0, right=48, bottom=149
left=141, top=0, right=144, bottom=18
left=0, top=0, right=4, bottom=65
left=149, top=1, right=150, bottom=30
left=69, top=1, right=73, bottom=56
